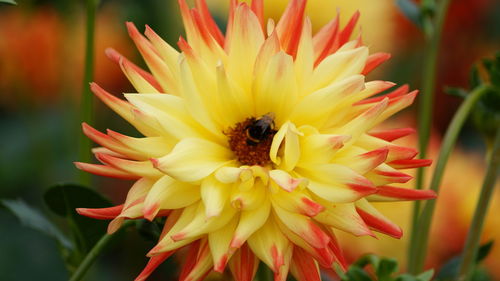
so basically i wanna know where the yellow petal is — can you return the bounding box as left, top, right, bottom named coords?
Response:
left=152, top=138, right=233, bottom=182
left=124, top=93, right=207, bottom=141
left=208, top=216, right=238, bottom=272
left=226, top=3, right=265, bottom=93
left=310, top=46, right=368, bottom=91
left=143, top=175, right=200, bottom=220
left=201, top=176, right=231, bottom=218
left=253, top=51, right=298, bottom=125
left=231, top=198, right=271, bottom=248
left=247, top=216, right=291, bottom=272
left=171, top=202, right=237, bottom=241
left=270, top=122, right=302, bottom=171
left=290, top=75, right=365, bottom=127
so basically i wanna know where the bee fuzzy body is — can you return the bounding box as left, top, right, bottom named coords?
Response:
left=245, top=113, right=276, bottom=146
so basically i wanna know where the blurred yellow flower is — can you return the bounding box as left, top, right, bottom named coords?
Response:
left=76, top=1, right=435, bottom=280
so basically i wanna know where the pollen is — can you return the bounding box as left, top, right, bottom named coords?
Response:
left=226, top=118, right=276, bottom=166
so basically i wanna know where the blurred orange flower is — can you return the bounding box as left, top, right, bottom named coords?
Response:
left=0, top=5, right=132, bottom=108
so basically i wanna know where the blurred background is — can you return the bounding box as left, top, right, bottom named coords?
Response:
left=0, top=0, right=499, bottom=280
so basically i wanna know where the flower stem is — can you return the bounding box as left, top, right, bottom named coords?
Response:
left=408, top=85, right=490, bottom=273
left=408, top=0, right=452, bottom=272
left=457, top=129, right=500, bottom=281
left=78, top=0, right=99, bottom=186
left=69, top=221, right=134, bottom=281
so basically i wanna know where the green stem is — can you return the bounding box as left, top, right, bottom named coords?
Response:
left=78, top=0, right=99, bottom=186
left=409, top=85, right=491, bottom=274
left=408, top=0, right=452, bottom=272
left=69, top=221, right=134, bottom=281
left=457, top=129, right=500, bottom=281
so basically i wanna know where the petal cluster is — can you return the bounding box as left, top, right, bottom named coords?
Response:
left=76, top=1, right=436, bottom=280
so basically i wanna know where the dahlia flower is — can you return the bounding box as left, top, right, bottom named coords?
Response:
left=75, top=0, right=436, bottom=280
left=207, top=0, right=396, bottom=52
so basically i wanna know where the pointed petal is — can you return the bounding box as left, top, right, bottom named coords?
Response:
left=107, top=130, right=174, bottom=159
left=134, top=251, right=174, bottom=281
left=74, top=162, right=140, bottom=180
left=290, top=247, right=321, bottom=281
left=143, top=175, right=200, bottom=220
left=82, top=123, right=146, bottom=160
left=76, top=205, right=123, bottom=220
left=368, top=127, right=415, bottom=142
left=105, top=47, right=163, bottom=92
left=389, top=159, right=433, bottom=169
left=273, top=205, right=330, bottom=249
left=231, top=199, right=271, bottom=248
left=355, top=199, right=402, bottom=238
left=208, top=216, right=238, bottom=272
left=368, top=186, right=437, bottom=202
left=312, top=201, right=373, bottom=237
left=290, top=75, right=365, bottom=127
left=179, top=239, right=213, bottom=281
left=254, top=51, right=298, bottom=125
left=362, top=52, right=391, bottom=75
left=201, top=176, right=231, bottom=218
left=247, top=217, right=291, bottom=273
left=90, top=83, right=160, bottom=136
left=335, top=147, right=389, bottom=175
left=171, top=203, right=236, bottom=241
left=96, top=153, right=163, bottom=178
left=311, top=46, right=368, bottom=91
left=229, top=244, right=259, bottom=281
left=225, top=3, right=265, bottom=92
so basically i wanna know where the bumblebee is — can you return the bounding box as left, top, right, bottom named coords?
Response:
left=245, top=112, right=276, bottom=146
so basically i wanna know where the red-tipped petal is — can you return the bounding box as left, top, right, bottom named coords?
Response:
left=338, top=11, right=360, bottom=46
left=179, top=239, right=213, bottom=281
left=250, top=0, right=264, bottom=28
left=229, top=244, right=258, bottom=281
left=355, top=84, right=409, bottom=105
left=194, top=0, right=225, bottom=46
left=76, top=205, right=124, bottom=220
left=135, top=251, right=174, bottom=281
left=290, top=247, right=321, bottom=281
left=375, top=185, right=437, bottom=201
left=356, top=207, right=402, bottom=238
left=369, top=127, right=416, bottom=142
left=74, top=162, right=140, bottom=180
left=362, top=52, right=391, bottom=75
left=389, top=159, right=433, bottom=169
left=105, top=48, right=163, bottom=92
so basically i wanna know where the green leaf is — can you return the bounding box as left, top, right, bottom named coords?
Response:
left=476, top=241, right=494, bottom=262
left=44, top=184, right=111, bottom=254
left=354, top=254, right=380, bottom=268
left=416, top=269, right=434, bottom=281
left=396, top=0, right=423, bottom=28
left=395, top=274, right=418, bottom=281
left=1, top=199, right=72, bottom=249
left=343, top=266, right=373, bottom=281
left=0, top=0, right=17, bottom=4
left=376, top=258, right=399, bottom=280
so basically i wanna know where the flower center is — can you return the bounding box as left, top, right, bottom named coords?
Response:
left=226, top=115, right=277, bottom=166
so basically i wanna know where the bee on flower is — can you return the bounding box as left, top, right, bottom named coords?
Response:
left=75, top=0, right=436, bottom=280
